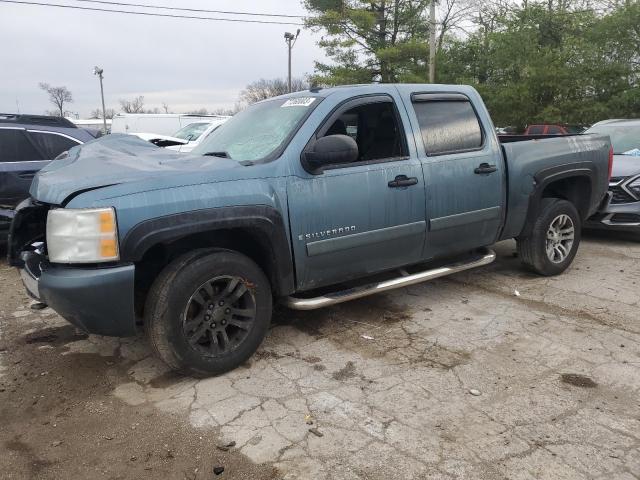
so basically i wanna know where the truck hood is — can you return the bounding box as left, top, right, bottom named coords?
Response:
left=612, top=154, right=640, bottom=179
left=31, top=134, right=243, bottom=205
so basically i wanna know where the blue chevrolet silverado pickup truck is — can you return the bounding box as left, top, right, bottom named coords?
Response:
left=8, top=84, right=612, bottom=376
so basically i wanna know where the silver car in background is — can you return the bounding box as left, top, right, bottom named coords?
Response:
left=585, top=119, right=640, bottom=234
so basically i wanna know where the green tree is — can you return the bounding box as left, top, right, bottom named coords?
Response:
left=438, top=1, right=640, bottom=128
left=304, top=0, right=432, bottom=84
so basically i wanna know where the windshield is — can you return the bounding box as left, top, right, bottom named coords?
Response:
left=191, top=96, right=320, bottom=162
left=173, top=122, right=210, bottom=141
left=586, top=125, right=640, bottom=154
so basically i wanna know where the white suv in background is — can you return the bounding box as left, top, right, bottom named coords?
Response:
left=166, top=118, right=229, bottom=153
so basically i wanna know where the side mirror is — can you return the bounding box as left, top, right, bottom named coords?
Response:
left=304, top=134, right=358, bottom=173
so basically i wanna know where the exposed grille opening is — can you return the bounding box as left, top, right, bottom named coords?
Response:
left=7, top=199, right=50, bottom=266
left=610, top=186, right=635, bottom=204
left=611, top=213, right=640, bottom=224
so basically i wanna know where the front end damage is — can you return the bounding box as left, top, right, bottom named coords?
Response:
left=7, top=199, right=138, bottom=337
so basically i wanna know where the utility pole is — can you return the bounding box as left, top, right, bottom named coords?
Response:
left=93, top=66, right=107, bottom=134
left=284, top=29, right=300, bottom=93
left=429, top=0, right=437, bottom=83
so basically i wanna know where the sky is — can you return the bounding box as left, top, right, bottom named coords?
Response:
left=0, top=0, right=326, bottom=117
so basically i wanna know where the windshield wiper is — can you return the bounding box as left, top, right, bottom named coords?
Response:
left=203, top=151, right=231, bottom=158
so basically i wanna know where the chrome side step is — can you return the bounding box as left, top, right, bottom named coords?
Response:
left=284, top=248, right=496, bottom=310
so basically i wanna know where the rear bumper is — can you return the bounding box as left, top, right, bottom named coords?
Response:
left=19, top=251, right=137, bottom=337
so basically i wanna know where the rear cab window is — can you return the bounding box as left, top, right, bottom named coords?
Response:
left=0, top=128, right=42, bottom=162
left=410, top=94, right=483, bottom=155
left=546, top=126, right=564, bottom=134
left=526, top=125, right=545, bottom=135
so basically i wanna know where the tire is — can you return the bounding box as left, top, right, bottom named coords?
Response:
left=145, top=249, right=272, bottom=376
left=517, top=198, right=581, bottom=276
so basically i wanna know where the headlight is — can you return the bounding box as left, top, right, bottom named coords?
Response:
left=47, top=207, right=119, bottom=263
left=628, top=176, right=640, bottom=198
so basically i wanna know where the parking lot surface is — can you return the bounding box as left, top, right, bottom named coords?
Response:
left=1, top=234, right=639, bottom=479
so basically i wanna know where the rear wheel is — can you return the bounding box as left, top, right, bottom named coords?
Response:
left=517, top=198, right=581, bottom=276
left=145, top=249, right=272, bottom=376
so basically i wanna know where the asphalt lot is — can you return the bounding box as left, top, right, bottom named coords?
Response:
left=1, top=233, right=639, bottom=480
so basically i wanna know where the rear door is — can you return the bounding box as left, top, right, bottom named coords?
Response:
left=399, top=91, right=505, bottom=259
left=287, top=94, right=427, bottom=291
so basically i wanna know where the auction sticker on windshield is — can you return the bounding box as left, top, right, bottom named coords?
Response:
left=281, top=97, right=316, bottom=107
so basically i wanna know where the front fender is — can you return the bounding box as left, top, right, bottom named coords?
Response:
left=120, top=205, right=295, bottom=295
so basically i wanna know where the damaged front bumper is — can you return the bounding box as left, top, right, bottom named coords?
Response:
left=19, top=250, right=138, bottom=337
left=9, top=199, right=138, bottom=337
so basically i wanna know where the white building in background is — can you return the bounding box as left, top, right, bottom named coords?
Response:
left=110, top=113, right=226, bottom=136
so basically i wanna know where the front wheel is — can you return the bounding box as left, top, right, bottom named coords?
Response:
left=145, top=249, right=272, bottom=376
left=517, top=198, right=581, bottom=276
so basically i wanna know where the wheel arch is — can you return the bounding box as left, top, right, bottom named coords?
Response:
left=519, top=163, right=595, bottom=238
left=120, top=206, right=296, bottom=313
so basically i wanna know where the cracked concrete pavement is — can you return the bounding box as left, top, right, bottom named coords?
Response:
left=1, top=233, right=639, bottom=479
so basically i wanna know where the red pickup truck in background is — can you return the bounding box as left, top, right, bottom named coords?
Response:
left=524, top=124, right=585, bottom=135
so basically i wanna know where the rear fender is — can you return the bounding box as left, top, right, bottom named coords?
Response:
left=519, top=163, right=596, bottom=238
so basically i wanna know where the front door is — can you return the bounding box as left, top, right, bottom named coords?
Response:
left=287, top=95, right=427, bottom=291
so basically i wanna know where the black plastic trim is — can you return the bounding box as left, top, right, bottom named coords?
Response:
left=520, top=162, right=597, bottom=237
left=120, top=205, right=295, bottom=295
left=410, top=93, right=470, bottom=102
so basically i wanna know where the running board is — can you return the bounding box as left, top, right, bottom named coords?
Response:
left=284, top=248, right=496, bottom=310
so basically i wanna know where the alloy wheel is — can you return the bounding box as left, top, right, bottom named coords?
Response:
left=545, top=214, right=575, bottom=263
left=182, top=276, right=256, bottom=357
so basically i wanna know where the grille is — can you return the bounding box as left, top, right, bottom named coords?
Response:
left=610, top=185, right=636, bottom=204
left=7, top=199, right=49, bottom=266
left=611, top=213, right=640, bottom=224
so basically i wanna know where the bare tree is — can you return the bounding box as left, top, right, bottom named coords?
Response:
left=90, top=107, right=115, bottom=119
left=162, top=102, right=170, bottom=114
left=210, top=104, right=242, bottom=116
left=239, top=78, right=309, bottom=106
left=119, top=96, right=145, bottom=113
left=187, top=108, right=209, bottom=115
left=39, top=82, right=73, bottom=117
left=437, top=0, right=478, bottom=49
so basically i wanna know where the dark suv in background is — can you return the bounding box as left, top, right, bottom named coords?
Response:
left=0, top=114, right=95, bottom=237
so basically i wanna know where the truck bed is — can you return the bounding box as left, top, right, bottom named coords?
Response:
left=499, top=133, right=611, bottom=241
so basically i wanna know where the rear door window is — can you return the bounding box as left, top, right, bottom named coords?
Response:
left=527, top=125, right=545, bottom=135
left=412, top=100, right=483, bottom=155
left=0, top=128, right=42, bottom=162
left=27, top=131, right=81, bottom=159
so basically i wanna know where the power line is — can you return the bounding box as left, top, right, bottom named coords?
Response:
left=73, top=0, right=305, bottom=19
left=0, top=0, right=306, bottom=25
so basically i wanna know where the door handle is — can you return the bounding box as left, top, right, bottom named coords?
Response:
left=474, top=163, right=497, bottom=174
left=388, top=175, right=418, bottom=188
left=17, top=172, right=36, bottom=180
